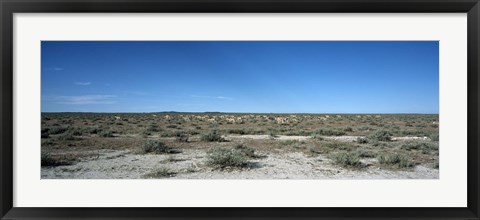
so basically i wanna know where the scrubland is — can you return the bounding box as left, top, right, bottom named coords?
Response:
left=41, top=113, right=439, bottom=179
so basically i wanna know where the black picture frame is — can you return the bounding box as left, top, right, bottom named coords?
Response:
left=1, top=0, right=479, bottom=219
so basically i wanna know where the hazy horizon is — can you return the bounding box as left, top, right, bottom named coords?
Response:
left=41, top=111, right=439, bottom=115
left=41, top=41, right=439, bottom=114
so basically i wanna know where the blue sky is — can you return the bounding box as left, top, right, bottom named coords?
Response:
left=41, top=41, right=439, bottom=113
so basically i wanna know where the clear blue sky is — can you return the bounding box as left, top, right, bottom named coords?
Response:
left=41, top=41, right=439, bottom=113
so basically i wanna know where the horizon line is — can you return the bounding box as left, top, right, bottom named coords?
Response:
left=41, top=111, right=439, bottom=115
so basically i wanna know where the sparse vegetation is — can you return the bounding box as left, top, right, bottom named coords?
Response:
left=41, top=113, right=438, bottom=179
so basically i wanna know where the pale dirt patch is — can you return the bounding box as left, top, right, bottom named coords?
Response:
left=225, top=135, right=431, bottom=142
left=324, top=135, right=431, bottom=142
left=41, top=149, right=438, bottom=179
left=322, top=136, right=360, bottom=142
left=392, top=136, right=431, bottom=141
left=225, top=135, right=311, bottom=141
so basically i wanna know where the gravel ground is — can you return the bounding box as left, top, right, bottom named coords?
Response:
left=41, top=148, right=439, bottom=180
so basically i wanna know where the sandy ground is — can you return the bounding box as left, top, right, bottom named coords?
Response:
left=41, top=148, right=439, bottom=180
left=225, top=135, right=431, bottom=142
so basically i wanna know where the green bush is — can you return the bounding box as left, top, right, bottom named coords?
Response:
left=227, top=129, right=246, bottom=135
left=175, top=132, right=189, bottom=142
left=370, top=130, right=393, bottom=142
left=377, top=154, right=411, bottom=168
left=47, top=126, right=69, bottom=135
left=160, top=130, right=186, bottom=137
left=70, top=128, right=83, bottom=136
left=400, top=142, right=420, bottom=151
left=206, top=146, right=249, bottom=169
left=41, top=153, right=75, bottom=167
left=430, top=134, right=439, bottom=141
left=41, top=153, right=61, bottom=166
left=356, top=137, right=369, bottom=144
left=201, top=131, right=225, bottom=142
left=329, top=152, right=362, bottom=168
left=141, top=140, right=172, bottom=154
left=401, top=142, right=438, bottom=154
left=233, top=144, right=255, bottom=158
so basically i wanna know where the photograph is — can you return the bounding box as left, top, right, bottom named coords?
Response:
left=2, top=0, right=477, bottom=218
left=40, top=41, right=440, bottom=179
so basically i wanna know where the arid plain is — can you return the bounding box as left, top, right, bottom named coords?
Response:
left=41, top=113, right=439, bottom=179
